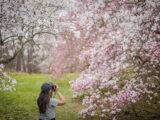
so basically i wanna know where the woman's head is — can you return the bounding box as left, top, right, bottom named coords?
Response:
left=37, top=82, right=55, bottom=113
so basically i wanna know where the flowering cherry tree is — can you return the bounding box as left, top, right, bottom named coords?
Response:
left=0, top=0, right=65, bottom=90
left=0, top=0, right=64, bottom=64
left=69, top=0, right=160, bottom=119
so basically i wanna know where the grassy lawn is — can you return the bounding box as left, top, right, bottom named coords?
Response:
left=0, top=73, right=84, bottom=120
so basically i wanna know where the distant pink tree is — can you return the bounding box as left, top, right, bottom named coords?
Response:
left=69, top=0, right=160, bottom=119
left=50, top=30, right=89, bottom=76
left=50, top=14, right=99, bottom=75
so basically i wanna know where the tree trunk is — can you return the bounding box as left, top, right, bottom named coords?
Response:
left=27, top=46, right=33, bottom=73
left=16, top=51, right=22, bottom=71
left=21, top=48, right=26, bottom=72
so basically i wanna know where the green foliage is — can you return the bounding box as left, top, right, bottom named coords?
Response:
left=0, top=73, right=84, bottom=120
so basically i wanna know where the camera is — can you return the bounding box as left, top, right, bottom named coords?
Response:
left=49, top=82, right=56, bottom=91
left=52, top=84, right=57, bottom=91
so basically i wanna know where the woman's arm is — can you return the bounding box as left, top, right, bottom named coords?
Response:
left=56, top=85, right=66, bottom=106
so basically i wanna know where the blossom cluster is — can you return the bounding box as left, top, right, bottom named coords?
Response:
left=0, top=64, right=17, bottom=91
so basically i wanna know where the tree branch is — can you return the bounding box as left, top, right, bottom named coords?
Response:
left=0, top=31, right=56, bottom=64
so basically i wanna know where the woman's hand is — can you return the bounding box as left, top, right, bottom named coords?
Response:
left=56, top=85, right=66, bottom=105
left=56, top=85, right=59, bottom=92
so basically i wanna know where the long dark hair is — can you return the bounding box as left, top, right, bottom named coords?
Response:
left=37, top=90, right=51, bottom=113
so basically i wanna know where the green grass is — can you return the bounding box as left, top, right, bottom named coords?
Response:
left=0, top=73, right=84, bottom=120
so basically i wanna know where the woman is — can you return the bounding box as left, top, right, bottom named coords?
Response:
left=37, top=82, right=66, bottom=120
